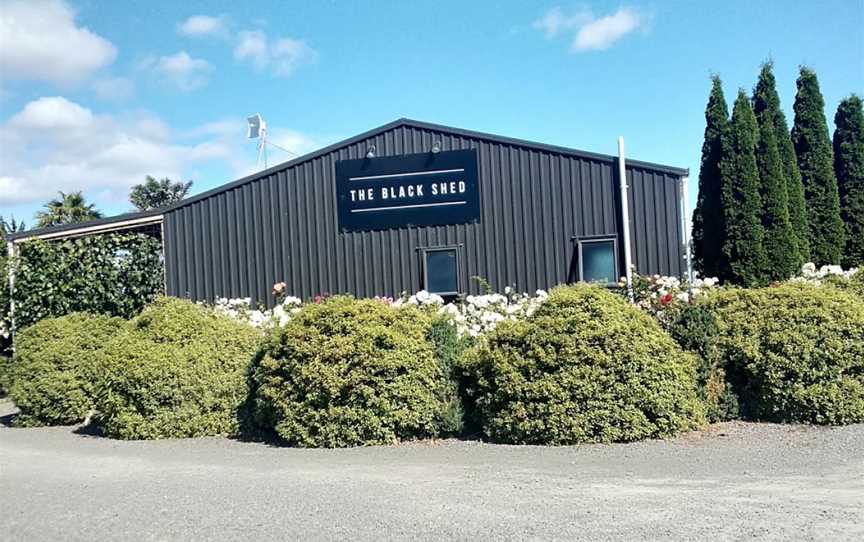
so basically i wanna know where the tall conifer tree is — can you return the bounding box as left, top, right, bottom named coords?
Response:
left=833, top=95, right=864, bottom=267
left=755, top=106, right=798, bottom=280
left=792, top=67, right=844, bottom=265
left=752, top=61, right=808, bottom=267
left=721, top=90, right=767, bottom=286
left=692, top=76, right=730, bottom=278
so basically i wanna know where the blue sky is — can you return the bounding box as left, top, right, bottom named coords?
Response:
left=1, top=0, right=862, bottom=225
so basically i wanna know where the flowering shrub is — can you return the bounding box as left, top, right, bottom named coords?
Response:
left=618, top=272, right=720, bottom=322
left=392, top=287, right=549, bottom=337
left=620, top=262, right=859, bottom=324
left=789, top=262, right=859, bottom=286
left=210, top=295, right=302, bottom=329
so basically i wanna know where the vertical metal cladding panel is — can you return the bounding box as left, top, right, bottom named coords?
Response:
left=162, top=123, right=685, bottom=307
left=626, top=168, right=685, bottom=277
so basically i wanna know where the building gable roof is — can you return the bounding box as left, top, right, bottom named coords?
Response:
left=7, top=117, right=688, bottom=242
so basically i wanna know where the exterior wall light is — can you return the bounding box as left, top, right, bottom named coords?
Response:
left=366, top=145, right=376, bottom=158
left=431, top=141, right=441, bottom=153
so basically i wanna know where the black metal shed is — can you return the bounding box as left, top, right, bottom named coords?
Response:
left=9, top=118, right=690, bottom=306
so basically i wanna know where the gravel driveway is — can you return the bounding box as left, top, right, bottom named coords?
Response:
left=1, top=399, right=862, bottom=541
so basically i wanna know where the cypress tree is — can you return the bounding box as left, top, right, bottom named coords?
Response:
left=692, top=76, right=730, bottom=278
left=792, top=67, right=844, bottom=265
left=755, top=106, right=798, bottom=280
left=720, top=90, right=768, bottom=286
left=752, top=61, right=808, bottom=267
left=834, top=95, right=864, bottom=267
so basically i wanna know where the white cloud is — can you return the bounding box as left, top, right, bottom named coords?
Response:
left=533, top=6, right=645, bottom=53
left=573, top=8, right=642, bottom=51
left=177, top=15, right=227, bottom=37
left=0, top=97, right=184, bottom=205
left=7, top=96, right=93, bottom=129
left=0, top=0, right=116, bottom=85
left=92, top=76, right=135, bottom=101
left=532, top=6, right=590, bottom=38
left=234, top=30, right=317, bottom=77
left=234, top=30, right=269, bottom=69
left=140, top=51, right=212, bottom=92
left=0, top=97, right=325, bottom=207
left=270, top=38, right=317, bottom=77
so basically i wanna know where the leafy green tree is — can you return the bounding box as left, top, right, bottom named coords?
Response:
left=792, top=67, right=844, bottom=265
left=692, top=76, right=730, bottom=278
left=720, top=90, right=767, bottom=286
left=833, top=95, right=864, bottom=268
left=35, top=191, right=102, bottom=229
left=753, top=99, right=798, bottom=280
left=129, top=176, right=193, bottom=211
left=752, top=61, right=808, bottom=266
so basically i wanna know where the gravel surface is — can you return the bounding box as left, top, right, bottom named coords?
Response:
left=1, top=398, right=862, bottom=541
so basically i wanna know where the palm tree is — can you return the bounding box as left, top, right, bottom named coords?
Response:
left=129, top=176, right=193, bottom=211
left=0, top=215, right=26, bottom=238
left=35, top=191, right=102, bottom=228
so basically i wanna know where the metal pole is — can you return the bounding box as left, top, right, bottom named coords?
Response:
left=6, top=240, right=16, bottom=352
left=618, top=137, right=634, bottom=302
left=681, top=175, right=693, bottom=284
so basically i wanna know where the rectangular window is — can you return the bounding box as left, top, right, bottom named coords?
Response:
left=578, top=238, right=618, bottom=285
left=423, top=247, right=459, bottom=295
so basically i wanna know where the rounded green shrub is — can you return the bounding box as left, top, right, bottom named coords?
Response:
left=667, top=305, right=739, bottom=422
left=249, top=296, right=452, bottom=447
left=9, top=313, right=123, bottom=426
left=837, top=272, right=864, bottom=300
left=94, top=297, right=262, bottom=439
left=460, top=284, right=705, bottom=445
left=705, top=283, right=864, bottom=424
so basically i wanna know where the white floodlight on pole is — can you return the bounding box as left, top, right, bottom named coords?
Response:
left=247, top=113, right=268, bottom=169
left=247, top=113, right=301, bottom=170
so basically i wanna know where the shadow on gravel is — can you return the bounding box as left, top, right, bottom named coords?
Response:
left=72, top=421, right=104, bottom=438
left=0, top=411, right=18, bottom=427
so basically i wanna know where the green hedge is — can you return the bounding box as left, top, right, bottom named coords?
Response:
left=1, top=252, right=10, bottom=355
left=704, top=283, right=864, bottom=424
left=460, top=284, right=705, bottom=445
left=12, top=233, right=163, bottom=330
left=667, top=305, right=739, bottom=422
left=94, top=297, right=262, bottom=439
left=249, top=297, right=453, bottom=447
left=9, top=313, right=123, bottom=426
left=0, top=354, right=11, bottom=397
left=426, top=314, right=472, bottom=436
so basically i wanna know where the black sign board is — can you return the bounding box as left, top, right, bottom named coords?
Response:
left=335, top=149, right=480, bottom=232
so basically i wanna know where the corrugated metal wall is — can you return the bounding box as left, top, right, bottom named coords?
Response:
left=163, top=123, right=684, bottom=306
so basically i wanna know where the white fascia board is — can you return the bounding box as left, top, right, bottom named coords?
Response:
left=12, top=215, right=164, bottom=244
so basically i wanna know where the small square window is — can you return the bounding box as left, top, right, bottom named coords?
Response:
left=579, top=239, right=617, bottom=285
left=424, top=248, right=459, bottom=295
